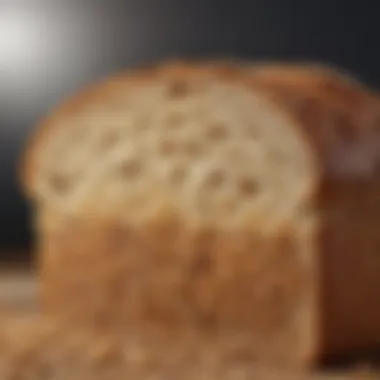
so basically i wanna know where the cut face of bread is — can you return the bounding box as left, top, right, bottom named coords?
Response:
left=24, top=67, right=316, bottom=230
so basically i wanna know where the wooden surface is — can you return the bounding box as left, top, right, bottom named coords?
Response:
left=0, top=266, right=38, bottom=315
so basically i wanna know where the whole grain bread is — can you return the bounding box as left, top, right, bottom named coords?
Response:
left=20, top=60, right=380, bottom=368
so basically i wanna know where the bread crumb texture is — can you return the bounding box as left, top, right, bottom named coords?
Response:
left=0, top=316, right=377, bottom=380
left=25, top=62, right=316, bottom=229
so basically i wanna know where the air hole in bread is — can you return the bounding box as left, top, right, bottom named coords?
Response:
left=49, top=173, right=70, bottom=194
left=184, top=141, right=202, bottom=157
left=206, top=122, right=228, bottom=141
left=238, top=177, right=259, bottom=197
left=165, top=112, right=183, bottom=129
left=169, top=166, right=187, bottom=185
left=159, top=139, right=177, bottom=156
left=119, top=159, right=141, bottom=179
left=98, top=131, right=119, bottom=151
left=203, top=169, right=226, bottom=190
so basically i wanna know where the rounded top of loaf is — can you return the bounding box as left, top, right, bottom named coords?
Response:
left=249, top=62, right=380, bottom=177
left=21, top=60, right=377, bottom=228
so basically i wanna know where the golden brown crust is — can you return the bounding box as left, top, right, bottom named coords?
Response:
left=234, top=62, right=380, bottom=361
left=316, top=181, right=380, bottom=356
left=247, top=63, right=380, bottom=177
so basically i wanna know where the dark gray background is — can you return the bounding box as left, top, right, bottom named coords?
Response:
left=1, top=0, right=379, bottom=261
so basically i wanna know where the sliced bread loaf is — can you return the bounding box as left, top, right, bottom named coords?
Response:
left=20, top=61, right=380, bottom=367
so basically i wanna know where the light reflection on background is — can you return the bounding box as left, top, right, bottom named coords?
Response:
left=0, top=0, right=211, bottom=252
left=0, top=1, right=138, bottom=251
left=1, top=0, right=380, bottom=253
left=0, top=8, right=45, bottom=80
left=0, top=3, right=120, bottom=136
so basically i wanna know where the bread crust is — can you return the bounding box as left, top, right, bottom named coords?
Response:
left=247, top=64, right=380, bottom=359
left=248, top=62, right=380, bottom=177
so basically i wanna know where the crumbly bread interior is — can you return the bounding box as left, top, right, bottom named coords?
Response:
left=0, top=315, right=377, bottom=380
left=29, top=71, right=315, bottom=229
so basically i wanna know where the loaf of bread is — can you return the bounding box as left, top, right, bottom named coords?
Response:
left=20, top=61, right=380, bottom=367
